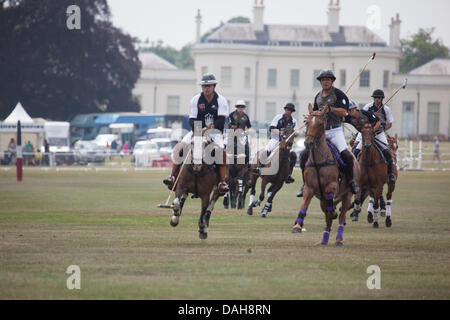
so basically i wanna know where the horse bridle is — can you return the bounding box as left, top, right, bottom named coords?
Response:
left=305, top=114, right=325, bottom=149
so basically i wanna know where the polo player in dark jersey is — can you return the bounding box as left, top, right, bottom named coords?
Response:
left=297, top=69, right=359, bottom=197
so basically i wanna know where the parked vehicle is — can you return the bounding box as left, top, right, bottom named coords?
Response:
left=92, top=134, right=122, bottom=151
left=73, top=140, right=106, bottom=165
left=131, top=139, right=171, bottom=167
left=44, top=121, right=74, bottom=165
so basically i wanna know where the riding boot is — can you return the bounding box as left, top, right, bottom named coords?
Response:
left=285, top=151, right=297, bottom=184
left=252, top=151, right=268, bottom=175
left=163, top=162, right=180, bottom=189
left=341, top=149, right=359, bottom=194
left=383, top=149, right=396, bottom=184
left=296, top=148, right=308, bottom=197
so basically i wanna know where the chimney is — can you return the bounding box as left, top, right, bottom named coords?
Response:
left=195, top=9, right=202, bottom=43
left=327, top=0, right=340, bottom=33
left=253, top=0, right=264, bottom=32
left=389, top=13, right=401, bottom=47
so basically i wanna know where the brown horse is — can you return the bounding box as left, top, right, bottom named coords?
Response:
left=169, top=137, right=222, bottom=239
left=292, top=104, right=360, bottom=246
left=247, top=125, right=296, bottom=217
left=351, top=125, right=397, bottom=228
left=351, top=133, right=398, bottom=226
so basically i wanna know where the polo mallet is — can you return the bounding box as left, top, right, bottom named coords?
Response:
left=345, top=52, right=376, bottom=95
left=378, top=78, right=408, bottom=111
left=157, top=145, right=192, bottom=209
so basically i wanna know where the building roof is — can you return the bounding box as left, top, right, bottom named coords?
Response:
left=204, top=23, right=387, bottom=47
left=138, top=52, right=178, bottom=70
left=409, top=58, right=450, bottom=75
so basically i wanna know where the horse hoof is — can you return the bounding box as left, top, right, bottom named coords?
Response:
left=367, top=213, right=373, bottom=223
left=316, top=242, right=327, bottom=246
left=292, top=227, right=302, bottom=233
left=199, top=232, right=208, bottom=239
left=386, top=217, right=392, bottom=228
left=170, top=216, right=179, bottom=227
left=373, top=222, right=379, bottom=228
left=170, top=220, right=178, bottom=227
left=224, top=205, right=228, bottom=209
left=261, top=213, right=267, bottom=218
left=247, top=207, right=253, bottom=215
left=335, top=241, right=343, bottom=247
left=351, top=215, right=359, bottom=222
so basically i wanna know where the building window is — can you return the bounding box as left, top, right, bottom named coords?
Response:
left=401, top=102, right=415, bottom=138
left=360, top=70, right=370, bottom=87
left=267, top=69, right=277, bottom=87
left=167, top=96, right=180, bottom=114
left=221, top=66, right=232, bottom=87
left=340, top=70, right=346, bottom=87
left=427, top=102, right=440, bottom=135
left=383, top=70, right=389, bottom=89
left=201, top=66, right=208, bottom=76
left=313, top=70, right=322, bottom=88
left=244, top=67, right=251, bottom=88
left=290, top=69, right=299, bottom=88
left=265, top=102, right=276, bottom=121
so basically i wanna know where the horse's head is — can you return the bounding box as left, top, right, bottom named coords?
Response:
left=280, top=124, right=295, bottom=150
left=361, top=122, right=374, bottom=149
left=304, top=103, right=326, bottom=149
left=190, top=135, right=210, bottom=173
left=387, top=133, right=398, bottom=153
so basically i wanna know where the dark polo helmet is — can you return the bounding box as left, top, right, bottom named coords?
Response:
left=371, top=89, right=385, bottom=98
left=316, top=69, right=336, bottom=81
left=284, top=103, right=296, bottom=112
left=199, top=73, right=218, bottom=85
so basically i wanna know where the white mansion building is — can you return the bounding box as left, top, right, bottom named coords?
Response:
left=133, top=0, right=450, bottom=138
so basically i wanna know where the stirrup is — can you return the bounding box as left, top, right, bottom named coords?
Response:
left=388, top=174, right=396, bottom=184
left=218, top=181, right=229, bottom=193
left=349, top=180, right=359, bottom=194
left=285, top=175, right=295, bottom=184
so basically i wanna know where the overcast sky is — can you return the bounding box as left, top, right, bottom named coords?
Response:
left=108, top=0, right=450, bottom=49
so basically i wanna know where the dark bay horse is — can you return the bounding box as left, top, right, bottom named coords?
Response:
left=247, top=125, right=295, bottom=217
left=224, top=130, right=249, bottom=210
left=169, top=137, right=222, bottom=239
left=292, top=105, right=360, bottom=246
left=351, top=132, right=397, bottom=227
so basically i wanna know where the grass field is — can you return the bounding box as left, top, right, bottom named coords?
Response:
left=0, top=167, right=449, bottom=299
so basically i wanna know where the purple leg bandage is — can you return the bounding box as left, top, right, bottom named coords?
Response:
left=326, top=193, right=334, bottom=213
left=321, top=227, right=331, bottom=245
left=336, top=222, right=346, bottom=241
left=296, top=209, right=307, bottom=226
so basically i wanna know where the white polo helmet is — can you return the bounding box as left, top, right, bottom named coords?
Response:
left=235, top=100, right=246, bottom=107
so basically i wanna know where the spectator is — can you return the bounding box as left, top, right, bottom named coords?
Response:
left=433, top=136, right=440, bottom=163
left=43, top=139, right=50, bottom=166
left=8, top=138, right=16, bottom=165
left=34, top=148, right=42, bottom=166
left=25, top=141, right=33, bottom=165
left=123, top=141, right=129, bottom=156
left=111, top=139, right=118, bottom=159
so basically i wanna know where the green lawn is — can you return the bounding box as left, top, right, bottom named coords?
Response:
left=0, top=168, right=449, bottom=299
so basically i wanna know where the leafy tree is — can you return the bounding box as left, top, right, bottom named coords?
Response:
left=0, top=0, right=141, bottom=121
left=400, top=28, right=449, bottom=73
